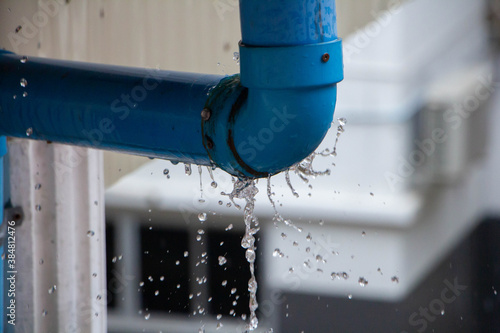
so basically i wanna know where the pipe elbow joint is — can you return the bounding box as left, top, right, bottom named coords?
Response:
left=202, top=39, right=343, bottom=179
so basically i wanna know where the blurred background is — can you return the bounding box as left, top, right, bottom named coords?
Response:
left=1, top=0, right=500, bottom=332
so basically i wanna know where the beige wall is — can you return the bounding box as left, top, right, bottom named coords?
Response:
left=0, top=0, right=399, bottom=188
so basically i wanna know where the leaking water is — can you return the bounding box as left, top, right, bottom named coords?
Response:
left=143, top=117, right=350, bottom=331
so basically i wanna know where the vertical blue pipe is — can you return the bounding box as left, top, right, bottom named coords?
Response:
left=239, top=0, right=338, bottom=45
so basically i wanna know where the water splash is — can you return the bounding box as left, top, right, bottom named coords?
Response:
left=226, top=178, right=260, bottom=331
left=206, top=166, right=218, bottom=188
left=318, top=117, right=347, bottom=158
left=292, top=153, right=331, bottom=181
left=184, top=163, right=192, bottom=176
left=267, top=175, right=301, bottom=232
left=198, top=166, right=204, bottom=203
left=284, top=170, right=299, bottom=197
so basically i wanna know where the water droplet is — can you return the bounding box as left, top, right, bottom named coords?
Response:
left=196, top=235, right=202, bottom=241
left=20, top=78, right=27, bottom=87
left=273, top=249, right=284, bottom=258
left=233, top=52, right=240, bottom=64
left=87, top=230, right=95, bottom=237
left=13, top=95, right=17, bottom=99
left=211, top=181, right=218, bottom=188
left=39, top=259, right=44, bottom=265
left=217, top=322, right=223, bottom=330
left=163, top=168, right=169, bottom=176
left=154, top=290, right=159, bottom=296
left=197, top=229, right=205, bottom=235
left=361, top=231, right=366, bottom=237
left=22, top=91, right=28, bottom=97
left=391, top=276, right=399, bottom=283
left=92, top=273, right=97, bottom=277
left=144, top=313, right=150, bottom=320
left=184, top=251, right=189, bottom=257
left=441, top=309, right=445, bottom=315
left=338, top=117, right=347, bottom=126
left=42, top=309, right=48, bottom=317
left=218, top=256, right=227, bottom=266
left=306, top=233, right=312, bottom=241
left=347, top=294, right=353, bottom=300
left=218, top=200, right=223, bottom=205
left=225, top=224, right=233, bottom=231
left=20, top=56, right=28, bottom=63
left=184, top=163, right=192, bottom=176
left=96, top=295, right=102, bottom=300
left=358, top=277, right=368, bottom=287
left=198, top=212, right=207, bottom=222
left=111, top=256, right=117, bottom=263
left=48, top=285, right=56, bottom=294
left=26, top=127, right=33, bottom=136
left=148, top=276, right=153, bottom=282
left=221, top=280, right=227, bottom=287
left=35, top=183, right=41, bottom=190
left=370, top=192, right=374, bottom=197
left=160, top=276, right=164, bottom=281
left=231, top=287, right=237, bottom=294
left=139, top=281, right=144, bottom=287
left=281, top=233, right=287, bottom=239
left=175, top=260, right=180, bottom=265
left=35, top=204, right=41, bottom=211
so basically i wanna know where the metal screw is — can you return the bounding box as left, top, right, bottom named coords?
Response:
left=201, top=108, right=211, bottom=121
left=321, top=53, right=330, bottom=63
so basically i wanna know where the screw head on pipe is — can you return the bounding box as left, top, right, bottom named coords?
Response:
left=201, top=108, right=211, bottom=121
left=321, top=53, right=330, bottom=63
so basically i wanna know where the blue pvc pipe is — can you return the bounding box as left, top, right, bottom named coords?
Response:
left=0, top=50, right=222, bottom=166
left=0, top=0, right=342, bottom=178
left=239, top=0, right=338, bottom=46
left=202, top=0, right=343, bottom=177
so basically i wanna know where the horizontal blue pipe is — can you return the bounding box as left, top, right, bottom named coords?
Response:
left=0, top=51, right=222, bottom=165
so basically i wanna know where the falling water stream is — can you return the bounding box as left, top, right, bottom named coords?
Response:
left=159, top=118, right=348, bottom=331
